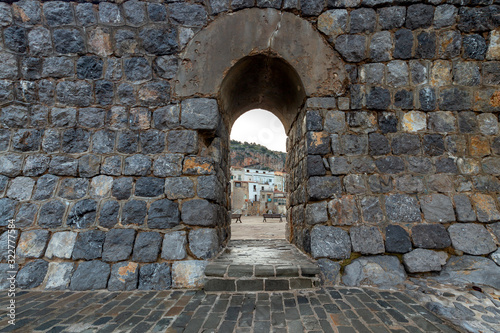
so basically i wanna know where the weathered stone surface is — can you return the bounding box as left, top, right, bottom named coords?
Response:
left=148, top=199, right=180, bottom=229
left=385, top=225, right=412, bottom=254
left=359, top=196, right=384, bottom=223
left=434, top=4, right=457, bottom=28
left=189, top=229, right=219, bottom=260
left=17, top=260, right=48, bottom=289
left=67, top=199, right=97, bottom=229
left=38, top=200, right=65, bottom=228
left=102, top=229, right=136, bottom=262
left=180, top=98, right=219, bottom=131
left=153, top=154, right=183, bottom=177
left=385, top=194, right=421, bottom=222
left=324, top=111, right=346, bottom=133
left=135, top=177, right=164, bottom=198
left=72, top=230, right=106, bottom=260
left=375, top=156, right=405, bottom=174
left=99, top=2, right=123, bottom=25
left=420, top=194, right=455, bottom=223
left=122, top=200, right=146, bottom=226
left=0, top=198, right=17, bottom=227
left=307, top=176, right=341, bottom=200
left=161, top=231, right=187, bottom=260
left=311, top=225, right=351, bottom=259
left=305, top=202, right=328, bottom=225
left=0, top=154, right=23, bottom=177
left=7, top=177, right=34, bottom=201
left=45, top=232, right=77, bottom=259
left=453, top=194, right=476, bottom=222
left=317, top=9, right=348, bottom=39
left=394, top=29, right=413, bottom=59
left=76, top=3, right=96, bottom=26
left=182, top=199, right=217, bottom=226
left=366, top=87, right=390, bottom=110
left=307, top=155, right=326, bottom=176
left=428, top=111, right=456, bottom=133
left=139, top=263, right=171, bottom=290
left=70, top=261, right=110, bottom=291
left=402, top=111, right=426, bottom=133
left=471, top=193, right=500, bottom=222
left=132, top=232, right=162, bottom=263
left=58, top=178, right=88, bottom=200
left=98, top=200, right=119, bottom=229
left=448, top=224, right=497, bottom=255
left=17, top=229, right=49, bottom=258
left=317, top=259, right=341, bottom=286
left=328, top=195, right=360, bottom=226
left=78, top=155, right=100, bottom=178
left=23, top=155, right=50, bottom=177
left=438, top=255, right=500, bottom=289
left=102, top=156, right=122, bottom=176
left=403, top=249, right=448, bottom=273
left=411, top=224, right=451, bottom=249
left=342, top=256, right=407, bottom=287
left=124, top=154, right=151, bottom=176
left=350, top=226, right=384, bottom=255
left=0, top=230, right=18, bottom=262
left=172, top=261, right=207, bottom=289
left=108, top=262, right=139, bottom=291
left=335, top=34, right=366, bottom=62
left=44, top=262, right=74, bottom=290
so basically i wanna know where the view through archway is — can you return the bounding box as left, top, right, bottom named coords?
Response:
left=229, top=109, right=288, bottom=240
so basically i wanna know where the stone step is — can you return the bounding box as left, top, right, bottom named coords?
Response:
left=203, top=239, right=321, bottom=292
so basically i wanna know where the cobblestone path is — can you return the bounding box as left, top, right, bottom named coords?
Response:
left=0, top=287, right=460, bottom=333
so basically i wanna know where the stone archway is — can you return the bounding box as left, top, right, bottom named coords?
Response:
left=174, top=7, right=348, bottom=248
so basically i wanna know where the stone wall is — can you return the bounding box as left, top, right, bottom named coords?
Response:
left=0, top=0, right=499, bottom=290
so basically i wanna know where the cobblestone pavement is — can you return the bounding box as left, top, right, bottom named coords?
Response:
left=0, top=287, right=461, bottom=333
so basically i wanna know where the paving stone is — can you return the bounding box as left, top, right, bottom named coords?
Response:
left=45, top=232, right=77, bottom=259
left=102, top=229, right=136, bottom=262
left=44, top=262, right=74, bottom=290
left=70, top=260, right=110, bottom=291
left=311, top=225, right=351, bottom=260
left=147, top=199, right=180, bottom=229
left=411, top=224, right=451, bottom=249
left=189, top=228, right=219, bottom=260
left=350, top=226, right=384, bottom=255
left=132, top=232, right=162, bottom=263
left=72, top=230, right=106, bottom=260
left=17, top=259, right=48, bottom=289
left=108, top=262, right=139, bottom=291
left=161, top=231, right=187, bottom=260
left=448, top=223, right=497, bottom=255
left=343, top=256, right=407, bottom=288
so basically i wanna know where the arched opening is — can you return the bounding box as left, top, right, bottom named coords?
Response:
left=220, top=54, right=306, bottom=243
left=229, top=109, right=287, bottom=240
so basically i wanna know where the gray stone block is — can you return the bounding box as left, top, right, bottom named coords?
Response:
left=328, top=156, right=350, bottom=175
left=102, top=229, right=136, bottom=262
left=17, top=260, right=48, bottom=289
left=12, top=129, right=42, bottom=152
left=44, top=262, right=74, bottom=290
left=0, top=53, right=18, bottom=80
left=317, top=259, right=341, bottom=286
left=23, top=155, right=50, bottom=177
left=140, top=130, right=165, bottom=154
left=375, top=156, right=405, bottom=174
left=307, top=176, right=341, bottom=200
left=189, top=228, right=219, bottom=260
left=197, top=175, right=220, bottom=201
left=117, top=130, right=138, bottom=154
left=122, top=200, right=147, bottom=226
left=123, top=0, right=146, bottom=26
left=53, top=28, right=85, bottom=54
left=112, top=178, right=133, bottom=200
left=108, top=262, right=139, bottom=291
left=17, top=230, right=49, bottom=258
left=72, top=230, right=106, bottom=260
left=420, top=194, right=455, bottom=223
left=311, top=225, right=351, bottom=259
left=58, top=178, right=88, bottom=200
left=335, top=34, right=367, bottom=62
left=70, top=260, right=110, bottom=291
left=28, top=27, right=52, bottom=56
left=360, top=196, right=384, bottom=223
left=181, top=98, right=219, bottom=131
left=448, top=223, right=497, bottom=255
left=38, top=200, right=66, bottom=228
left=0, top=230, right=18, bottom=261
left=99, top=200, right=119, bottom=229
left=124, top=57, right=152, bottom=81
left=463, top=34, right=486, bottom=60
left=76, top=3, right=96, bottom=26
left=153, top=105, right=180, bottom=130
left=350, top=8, right=376, bottom=33
left=305, top=202, right=328, bottom=225
left=42, top=57, right=74, bottom=78
left=4, top=26, right=26, bottom=53
left=98, top=2, right=123, bottom=24
left=102, top=156, right=122, bottom=176
left=67, top=199, right=97, bottom=229
left=132, top=232, right=162, bottom=263
left=0, top=3, right=12, bottom=27
left=369, top=133, right=390, bottom=156
left=342, top=256, right=407, bottom=287
left=161, top=231, right=187, bottom=260
left=385, top=225, right=412, bottom=253
left=139, top=27, right=178, bottom=56
left=453, top=194, right=476, bottom=222
left=471, top=193, right=500, bottom=222
left=92, top=130, right=115, bottom=154
left=366, top=86, right=390, bottom=110
left=124, top=154, right=152, bottom=176
left=307, top=155, right=326, bottom=176
left=135, top=177, right=164, bottom=197
left=7, top=177, right=34, bottom=201
left=378, top=6, right=406, bottom=30
left=153, top=154, right=183, bottom=177
left=45, top=232, right=77, bottom=259
left=78, top=154, right=100, bottom=178
left=350, top=226, right=384, bottom=255
left=324, top=111, right=346, bottom=133
left=0, top=154, right=23, bottom=177
left=32, top=175, right=58, bottom=200
left=56, top=81, right=92, bottom=107
left=147, top=199, right=180, bottom=229
left=385, top=194, right=421, bottom=222
left=411, top=224, right=451, bottom=249
left=172, top=260, right=207, bottom=288
left=139, top=263, right=171, bottom=290
left=50, top=107, right=76, bottom=127
left=182, top=199, right=217, bottom=226
left=403, top=249, right=448, bottom=273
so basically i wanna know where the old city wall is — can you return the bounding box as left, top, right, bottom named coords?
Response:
left=0, top=0, right=499, bottom=290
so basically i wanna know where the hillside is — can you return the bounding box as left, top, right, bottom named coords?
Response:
left=230, top=140, right=286, bottom=171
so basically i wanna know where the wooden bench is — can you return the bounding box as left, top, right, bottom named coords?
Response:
left=231, top=214, right=242, bottom=223
left=263, top=214, right=283, bottom=222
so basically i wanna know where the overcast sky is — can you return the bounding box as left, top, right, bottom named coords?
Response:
left=230, top=109, right=287, bottom=152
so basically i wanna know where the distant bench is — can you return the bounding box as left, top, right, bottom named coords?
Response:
left=231, top=214, right=242, bottom=223
left=263, top=214, right=283, bottom=222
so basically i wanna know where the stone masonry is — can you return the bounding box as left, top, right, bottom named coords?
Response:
left=0, top=0, right=499, bottom=291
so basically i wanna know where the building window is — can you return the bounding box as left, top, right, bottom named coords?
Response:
left=235, top=182, right=241, bottom=187
left=261, top=186, right=264, bottom=190
left=253, top=185, right=256, bottom=190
